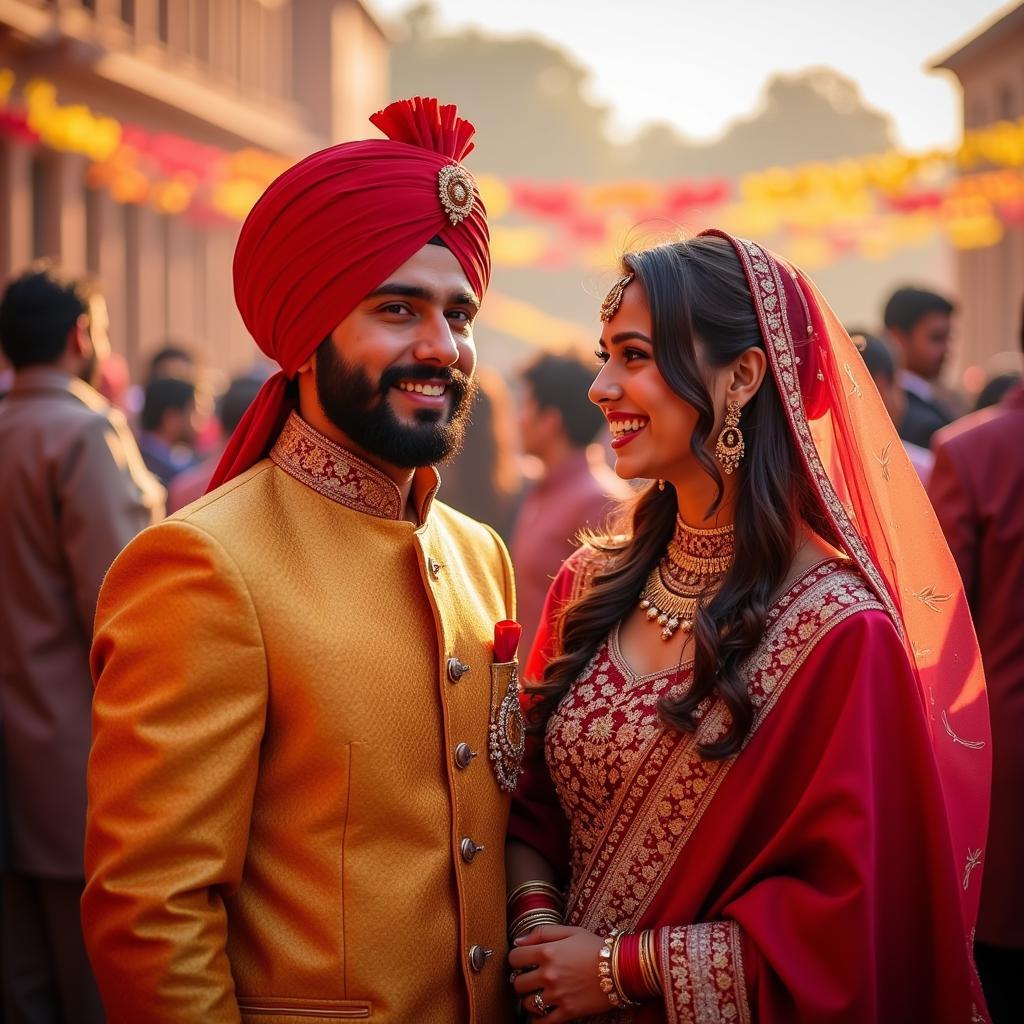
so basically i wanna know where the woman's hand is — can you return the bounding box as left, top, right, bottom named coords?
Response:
left=507, top=924, right=610, bottom=1022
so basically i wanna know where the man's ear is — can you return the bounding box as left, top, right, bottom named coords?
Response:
left=296, top=351, right=316, bottom=376
left=66, top=314, right=91, bottom=359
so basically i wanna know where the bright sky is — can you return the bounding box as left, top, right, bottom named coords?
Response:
left=372, top=0, right=1018, bottom=150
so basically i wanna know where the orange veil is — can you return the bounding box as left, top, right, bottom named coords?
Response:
left=706, top=229, right=990, bottom=936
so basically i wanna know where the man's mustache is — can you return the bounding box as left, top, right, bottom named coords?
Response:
left=378, top=365, right=472, bottom=403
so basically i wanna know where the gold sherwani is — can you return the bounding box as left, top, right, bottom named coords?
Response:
left=84, top=413, right=517, bottom=1024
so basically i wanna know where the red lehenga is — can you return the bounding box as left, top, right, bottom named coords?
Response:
left=510, top=232, right=991, bottom=1024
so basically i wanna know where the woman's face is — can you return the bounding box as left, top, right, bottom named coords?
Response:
left=590, top=278, right=715, bottom=482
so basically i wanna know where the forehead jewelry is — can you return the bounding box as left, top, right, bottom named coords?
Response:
left=599, top=272, right=634, bottom=322
left=437, top=163, right=475, bottom=225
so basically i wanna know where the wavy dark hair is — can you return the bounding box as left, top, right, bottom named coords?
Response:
left=527, top=236, right=837, bottom=758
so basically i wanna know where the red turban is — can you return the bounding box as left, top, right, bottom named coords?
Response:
left=207, top=97, right=491, bottom=491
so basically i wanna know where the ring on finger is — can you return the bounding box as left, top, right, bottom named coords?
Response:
left=530, top=992, right=550, bottom=1016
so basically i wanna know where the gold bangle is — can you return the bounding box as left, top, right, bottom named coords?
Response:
left=508, top=910, right=562, bottom=941
left=507, top=880, right=564, bottom=908
left=509, top=913, right=565, bottom=937
left=639, top=929, right=662, bottom=997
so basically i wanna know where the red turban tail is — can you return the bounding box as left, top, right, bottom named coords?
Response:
left=207, top=97, right=491, bottom=491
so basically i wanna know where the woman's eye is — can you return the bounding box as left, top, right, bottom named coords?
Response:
left=623, top=348, right=646, bottom=362
left=594, top=349, right=609, bottom=364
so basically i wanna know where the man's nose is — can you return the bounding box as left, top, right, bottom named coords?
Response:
left=412, top=313, right=460, bottom=366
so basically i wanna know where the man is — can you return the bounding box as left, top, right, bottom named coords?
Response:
left=510, top=352, right=631, bottom=657
left=146, top=342, right=196, bottom=384
left=0, top=263, right=162, bottom=1024
left=850, top=329, right=933, bottom=485
left=136, top=375, right=199, bottom=486
left=928, top=308, right=1024, bottom=1024
left=166, top=372, right=264, bottom=513
left=883, top=286, right=957, bottom=448
left=83, top=98, right=516, bottom=1024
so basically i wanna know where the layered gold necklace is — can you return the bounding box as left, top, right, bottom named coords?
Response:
left=638, top=516, right=735, bottom=640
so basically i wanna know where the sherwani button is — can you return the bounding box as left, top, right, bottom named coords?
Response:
left=460, top=837, right=484, bottom=862
left=428, top=557, right=444, bottom=579
left=447, top=657, right=471, bottom=682
left=468, top=945, right=493, bottom=972
left=454, top=743, right=477, bottom=769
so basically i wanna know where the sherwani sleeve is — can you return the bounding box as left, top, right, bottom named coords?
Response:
left=928, top=439, right=978, bottom=605
left=59, top=414, right=164, bottom=635
left=83, top=520, right=267, bottom=1024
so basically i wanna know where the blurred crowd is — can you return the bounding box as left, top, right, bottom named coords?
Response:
left=0, top=259, right=1021, bottom=1022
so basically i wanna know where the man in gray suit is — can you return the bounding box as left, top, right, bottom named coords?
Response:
left=0, top=263, right=163, bottom=1023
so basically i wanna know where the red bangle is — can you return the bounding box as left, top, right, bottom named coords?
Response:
left=615, top=931, right=649, bottom=1003
left=508, top=890, right=561, bottom=922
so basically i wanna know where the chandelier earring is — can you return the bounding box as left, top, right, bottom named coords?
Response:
left=714, top=400, right=745, bottom=475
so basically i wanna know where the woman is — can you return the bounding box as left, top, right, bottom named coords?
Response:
left=506, top=231, right=990, bottom=1023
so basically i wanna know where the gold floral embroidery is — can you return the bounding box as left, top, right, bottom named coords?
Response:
left=547, top=562, right=882, bottom=940
left=842, top=361, right=864, bottom=398
left=875, top=441, right=892, bottom=481
left=659, top=921, right=751, bottom=1024
left=912, top=585, right=953, bottom=612
left=270, top=412, right=434, bottom=520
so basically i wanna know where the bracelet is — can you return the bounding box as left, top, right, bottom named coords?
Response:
left=508, top=880, right=565, bottom=942
left=639, top=928, right=662, bottom=997
left=615, top=931, right=647, bottom=1002
left=508, top=909, right=562, bottom=942
left=608, top=929, right=663, bottom=1002
left=507, top=880, right=563, bottom=908
left=597, top=929, right=641, bottom=1009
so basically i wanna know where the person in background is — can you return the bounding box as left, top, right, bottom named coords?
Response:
left=0, top=262, right=162, bottom=1024
left=510, top=352, right=631, bottom=660
left=166, top=373, right=264, bottom=513
left=974, top=371, right=1021, bottom=412
left=146, top=342, right=196, bottom=384
left=851, top=329, right=933, bottom=485
left=136, top=376, right=198, bottom=487
left=928, top=303, right=1024, bottom=1024
left=439, top=365, right=522, bottom=540
left=883, top=286, right=957, bottom=448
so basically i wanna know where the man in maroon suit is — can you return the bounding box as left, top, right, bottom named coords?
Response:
left=928, top=304, right=1024, bottom=1024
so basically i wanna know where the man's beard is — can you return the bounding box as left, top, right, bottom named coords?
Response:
left=314, top=340, right=477, bottom=468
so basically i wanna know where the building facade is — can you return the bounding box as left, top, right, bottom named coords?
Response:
left=0, top=0, right=389, bottom=379
left=934, top=3, right=1024, bottom=378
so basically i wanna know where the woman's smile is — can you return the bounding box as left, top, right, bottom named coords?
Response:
left=606, top=411, right=650, bottom=448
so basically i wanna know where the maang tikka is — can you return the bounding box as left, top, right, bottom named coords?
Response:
left=714, top=400, right=745, bottom=474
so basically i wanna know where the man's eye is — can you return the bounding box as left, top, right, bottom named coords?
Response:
left=447, top=310, right=471, bottom=323
left=380, top=303, right=410, bottom=315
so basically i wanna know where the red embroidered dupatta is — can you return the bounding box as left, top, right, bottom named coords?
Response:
left=510, top=232, right=991, bottom=1023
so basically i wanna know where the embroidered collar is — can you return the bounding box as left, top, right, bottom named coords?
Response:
left=270, top=412, right=439, bottom=522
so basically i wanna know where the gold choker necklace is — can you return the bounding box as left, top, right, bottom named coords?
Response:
left=638, top=516, right=735, bottom=640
